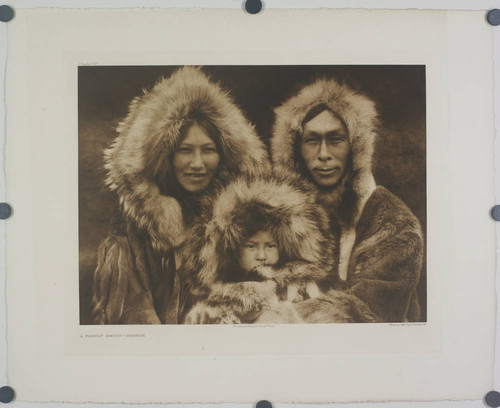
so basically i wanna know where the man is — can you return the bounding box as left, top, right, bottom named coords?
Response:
left=271, top=78, right=424, bottom=322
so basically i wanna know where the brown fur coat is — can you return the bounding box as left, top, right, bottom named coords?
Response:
left=180, top=169, right=378, bottom=324
left=271, top=78, right=423, bottom=322
left=91, top=67, right=268, bottom=324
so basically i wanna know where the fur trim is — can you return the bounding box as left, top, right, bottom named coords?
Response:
left=344, top=186, right=423, bottom=322
left=271, top=78, right=378, bottom=226
left=184, top=302, right=242, bottom=324
left=90, top=235, right=131, bottom=324
left=181, top=168, right=336, bottom=301
left=253, top=290, right=379, bottom=324
left=104, top=66, right=269, bottom=252
left=294, top=289, right=379, bottom=323
left=254, top=302, right=305, bottom=324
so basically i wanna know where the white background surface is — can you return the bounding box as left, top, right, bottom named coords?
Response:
left=1, top=0, right=500, bottom=407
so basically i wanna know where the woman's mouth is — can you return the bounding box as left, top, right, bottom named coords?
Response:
left=185, top=173, right=207, bottom=179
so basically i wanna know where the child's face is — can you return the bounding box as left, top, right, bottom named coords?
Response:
left=239, top=230, right=279, bottom=272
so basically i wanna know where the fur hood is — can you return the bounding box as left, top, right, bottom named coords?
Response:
left=271, top=78, right=378, bottom=226
left=181, top=168, right=336, bottom=300
left=104, top=66, right=269, bottom=252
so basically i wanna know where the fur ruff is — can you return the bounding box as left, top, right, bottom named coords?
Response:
left=344, top=186, right=423, bottom=321
left=254, top=290, right=379, bottom=324
left=271, top=78, right=378, bottom=227
left=180, top=169, right=337, bottom=321
left=104, top=66, right=269, bottom=252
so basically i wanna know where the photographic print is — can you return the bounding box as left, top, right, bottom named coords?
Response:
left=7, top=7, right=496, bottom=403
left=78, top=65, right=427, bottom=325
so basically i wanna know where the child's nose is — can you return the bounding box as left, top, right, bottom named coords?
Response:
left=256, top=248, right=266, bottom=260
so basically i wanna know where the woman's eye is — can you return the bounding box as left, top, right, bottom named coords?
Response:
left=267, top=244, right=276, bottom=249
left=203, top=147, right=218, bottom=153
left=177, top=147, right=191, bottom=153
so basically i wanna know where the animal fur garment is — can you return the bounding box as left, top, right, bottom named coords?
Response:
left=104, top=66, right=269, bottom=252
left=271, top=78, right=424, bottom=322
left=180, top=168, right=378, bottom=324
left=255, top=290, right=378, bottom=324
left=272, top=78, right=378, bottom=228
left=91, top=66, right=269, bottom=324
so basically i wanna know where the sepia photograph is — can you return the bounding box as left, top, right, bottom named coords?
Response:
left=6, top=6, right=496, bottom=404
left=78, top=65, right=427, bottom=325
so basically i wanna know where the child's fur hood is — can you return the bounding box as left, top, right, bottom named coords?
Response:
left=104, top=66, right=269, bottom=251
left=181, top=168, right=336, bottom=300
left=271, top=78, right=378, bottom=225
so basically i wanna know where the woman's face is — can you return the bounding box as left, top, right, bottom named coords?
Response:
left=173, top=123, right=220, bottom=193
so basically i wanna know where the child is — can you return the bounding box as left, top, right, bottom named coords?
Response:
left=180, top=169, right=338, bottom=324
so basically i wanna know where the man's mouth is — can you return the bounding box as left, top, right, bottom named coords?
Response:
left=314, top=168, right=337, bottom=176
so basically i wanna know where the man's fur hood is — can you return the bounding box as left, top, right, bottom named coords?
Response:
left=104, top=66, right=269, bottom=252
left=181, top=168, right=336, bottom=303
left=271, top=78, right=378, bottom=226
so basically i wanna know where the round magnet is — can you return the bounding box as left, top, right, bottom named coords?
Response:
left=0, top=5, right=14, bottom=22
left=256, top=400, right=272, bottom=408
left=486, top=391, right=500, bottom=407
left=487, top=9, right=500, bottom=26
left=245, top=0, right=262, bottom=15
left=0, top=386, right=14, bottom=403
left=491, top=205, right=500, bottom=221
left=0, top=203, right=11, bottom=220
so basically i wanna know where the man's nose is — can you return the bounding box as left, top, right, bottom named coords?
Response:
left=189, top=150, right=204, bottom=169
left=317, top=140, right=332, bottom=161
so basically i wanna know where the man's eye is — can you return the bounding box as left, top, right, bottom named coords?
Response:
left=306, top=138, right=319, bottom=144
left=328, top=135, right=346, bottom=144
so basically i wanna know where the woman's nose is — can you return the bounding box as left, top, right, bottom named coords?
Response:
left=189, top=150, right=204, bottom=169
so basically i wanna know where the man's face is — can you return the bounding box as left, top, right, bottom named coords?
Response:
left=300, top=110, right=351, bottom=188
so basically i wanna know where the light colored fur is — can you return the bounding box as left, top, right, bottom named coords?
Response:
left=104, top=66, right=269, bottom=252
left=181, top=169, right=337, bottom=323
left=271, top=78, right=379, bottom=274
left=188, top=169, right=334, bottom=295
left=92, top=66, right=269, bottom=324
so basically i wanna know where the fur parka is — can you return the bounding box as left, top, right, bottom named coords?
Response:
left=91, top=66, right=269, bottom=324
left=271, top=78, right=423, bottom=322
left=181, top=169, right=378, bottom=324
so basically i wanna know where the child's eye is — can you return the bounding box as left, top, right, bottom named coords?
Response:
left=245, top=244, right=255, bottom=249
left=266, top=243, right=277, bottom=248
left=203, top=147, right=218, bottom=153
left=177, top=147, right=191, bottom=153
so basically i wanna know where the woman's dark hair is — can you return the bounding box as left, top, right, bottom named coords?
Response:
left=176, top=111, right=224, bottom=156
left=160, top=111, right=225, bottom=226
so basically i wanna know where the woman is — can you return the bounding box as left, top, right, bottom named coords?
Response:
left=90, top=66, right=268, bottom=324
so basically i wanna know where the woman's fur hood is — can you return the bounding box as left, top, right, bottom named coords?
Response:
left=271, top=78, right=378, bottom=227
left=104, top=66, right=269, bottom=252
left=181, top=168, right=336, bottom=301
